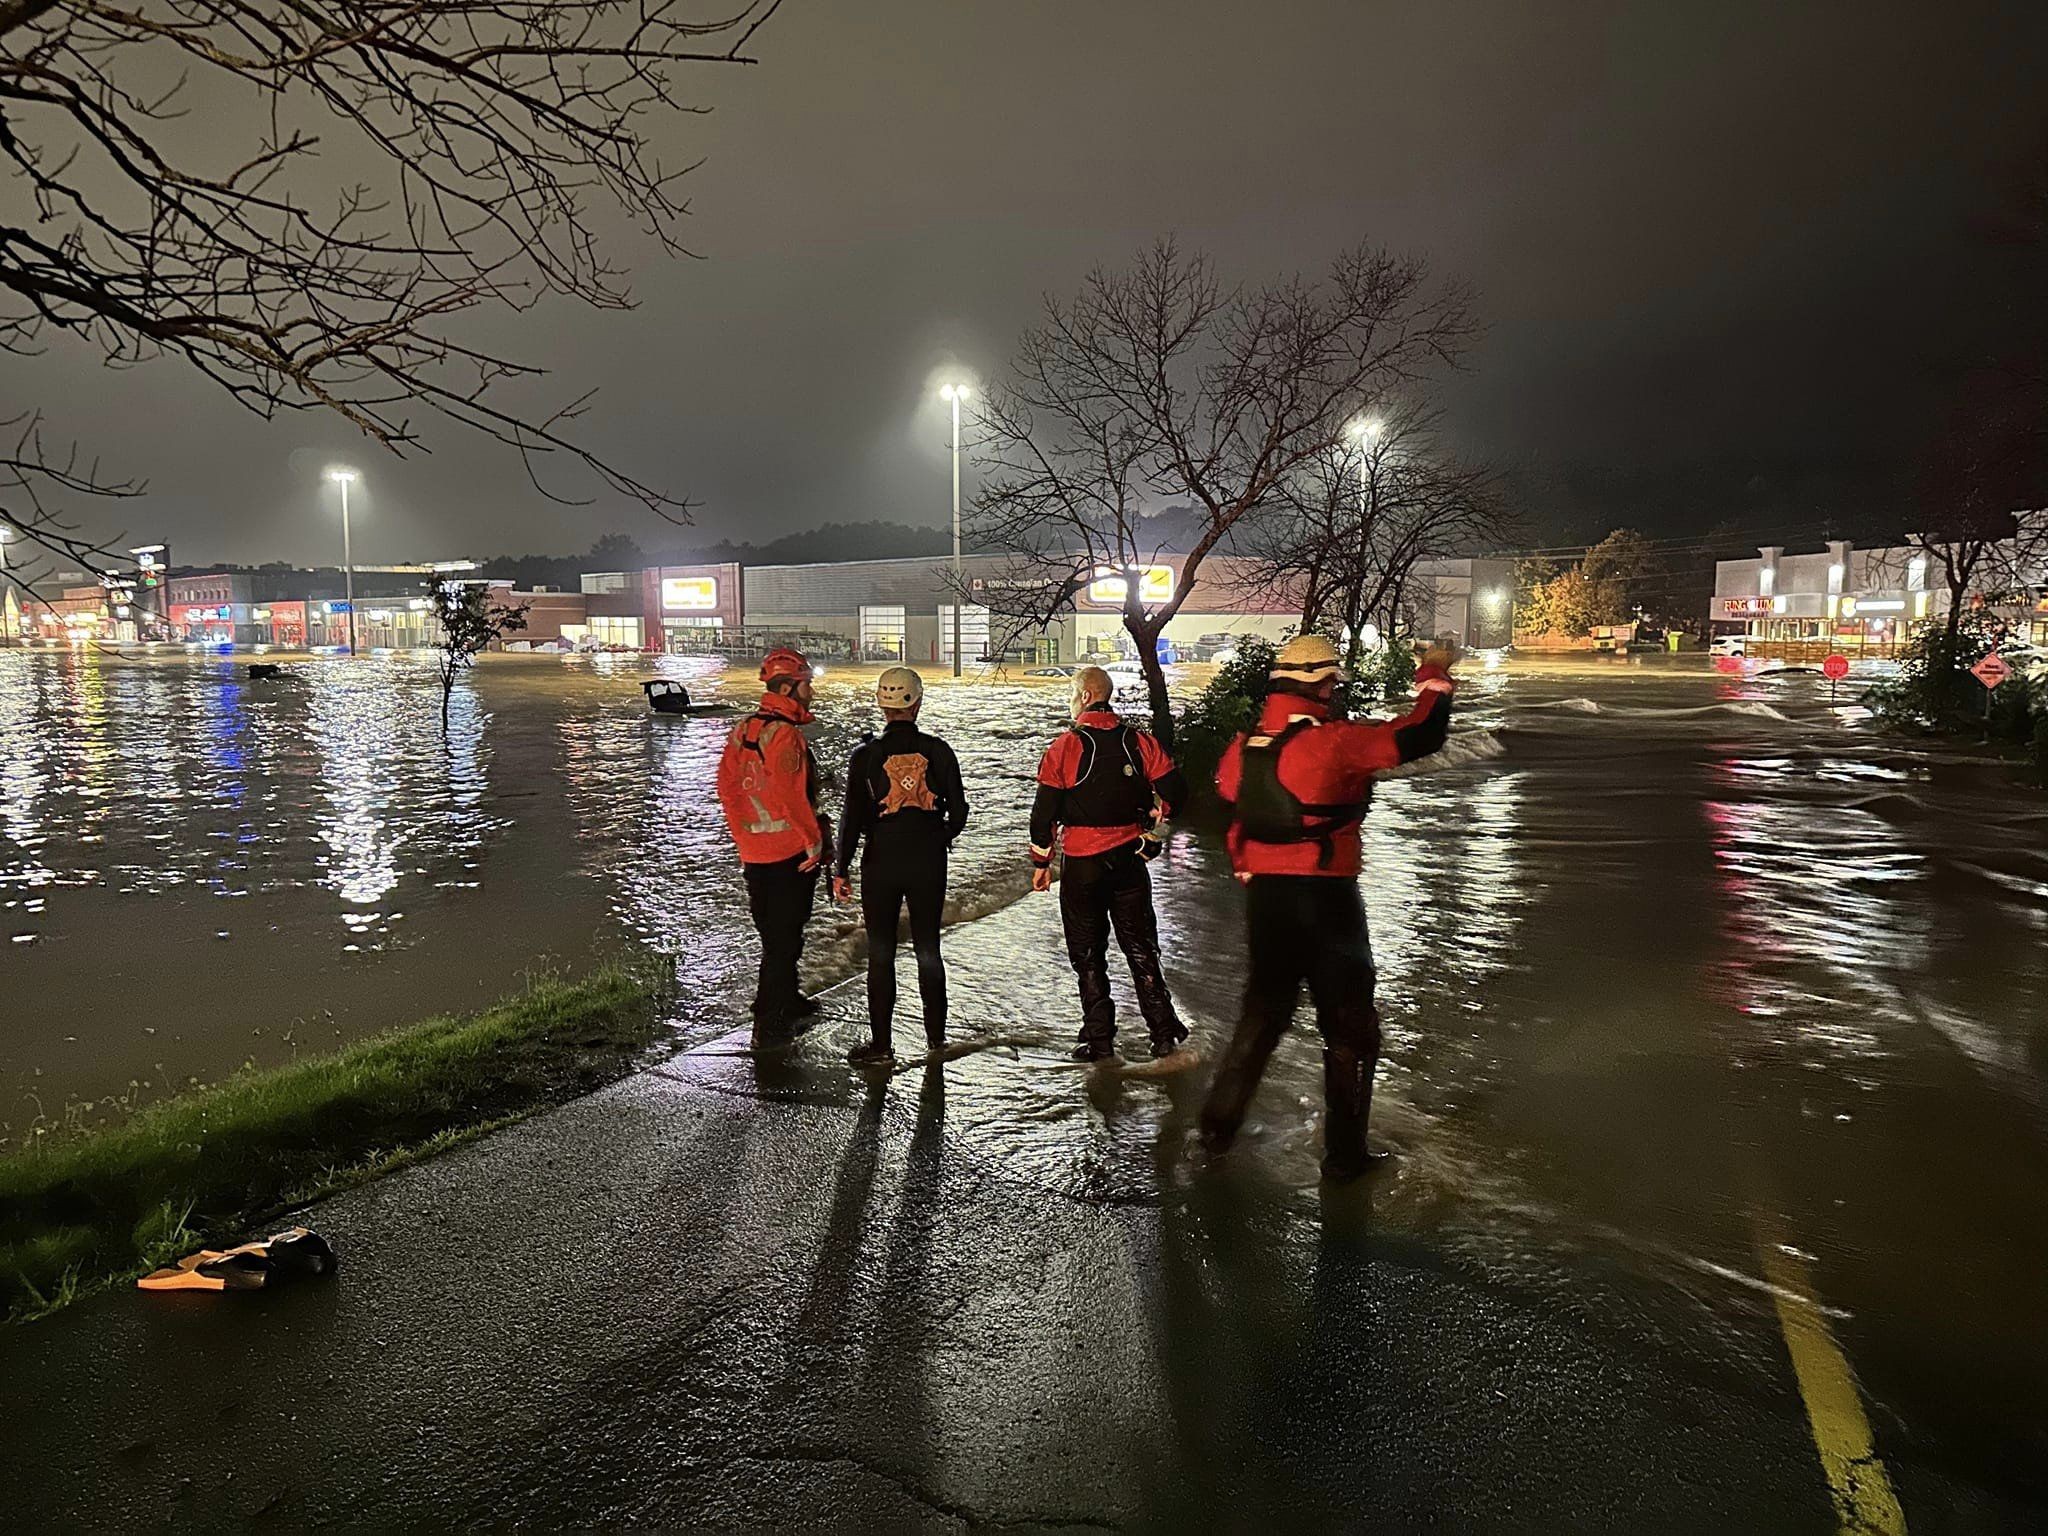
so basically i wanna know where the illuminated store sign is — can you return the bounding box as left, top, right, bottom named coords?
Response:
left=1086, top=565, right=1175, bottom=606
left=662, top=576, right=718, bottom=611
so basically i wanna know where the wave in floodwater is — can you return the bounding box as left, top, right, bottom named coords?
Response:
left=1523, top=697, right=1795, bottom=722
left=1377, top=728, right=1505, bottom=779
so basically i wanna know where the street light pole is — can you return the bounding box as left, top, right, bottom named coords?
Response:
left=328, top=468, right=358, bottom=656
left=1348, top=417, right=1383, bottom=657
left=941, top=383, right=969, bottom=677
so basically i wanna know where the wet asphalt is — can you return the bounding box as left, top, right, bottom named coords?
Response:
left=2, top=1050, right=1823, bottom=1532
left=8, top=659, right=2048, bottom=1530
left=5, top=902, right=2033, bottom=1533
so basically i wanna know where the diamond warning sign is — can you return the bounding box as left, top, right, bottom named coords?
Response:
left=1970, top=653, right=2011, bottom=690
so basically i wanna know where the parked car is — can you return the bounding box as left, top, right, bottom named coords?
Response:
left=1709, top=635, right=1747, bottom=659
left=1180, top=631, right=1240, bottom=662
left=1998, top=641, right=2047, bottom=677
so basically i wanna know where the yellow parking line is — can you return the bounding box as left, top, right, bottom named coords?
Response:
left=1752, top=1213, right=1907, bottom=1535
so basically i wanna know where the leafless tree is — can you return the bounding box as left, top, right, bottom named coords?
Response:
left=1861, top=388, right=2048, bottom=646
left=0, top=0, right=781, bottom=605
left=960, top=236, right=1474, bottom=744
left=1226, top=404, right=1506, bottom=671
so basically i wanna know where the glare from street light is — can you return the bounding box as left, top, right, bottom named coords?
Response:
left=1349, top=416, right=1384, bottom=442
left=940, top=383, right=970, bottom=402
left=326, top=467, right=357, bottom=484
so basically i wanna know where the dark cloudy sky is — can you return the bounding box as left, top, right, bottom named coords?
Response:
left=28, top=0, right=2048, bottom=566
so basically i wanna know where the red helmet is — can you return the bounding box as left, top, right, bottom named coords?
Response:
left=760, top=647, right=813, bottom=685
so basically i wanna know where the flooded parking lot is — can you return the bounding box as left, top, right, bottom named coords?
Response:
left=0, top=648, right=1056, bottom=1128
left=5, top=646, right=2046, bottom=1493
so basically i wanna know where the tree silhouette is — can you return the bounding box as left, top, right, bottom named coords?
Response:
left=0, top=1, right=783, bottom=602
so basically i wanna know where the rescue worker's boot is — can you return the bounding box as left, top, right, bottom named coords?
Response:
left=1197, top=1019, right=1272, bottom=1153
left=847, top=1038, right=894, bottom=1068
left=1320, top=1045, right=1389, bottom=1183
left=1147, top=1019, right=1190, bottom=1059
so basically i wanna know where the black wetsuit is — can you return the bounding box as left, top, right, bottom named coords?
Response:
left=836, top=722, right=969, bottom=1050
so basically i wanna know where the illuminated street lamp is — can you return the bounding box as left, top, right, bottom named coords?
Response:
left=939, top=383, right=970, bottom=677
left=1347, top=415, right=1385, bottom=532
left=326, top=468, right=358, bottom=656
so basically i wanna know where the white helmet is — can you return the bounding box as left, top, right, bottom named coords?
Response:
left=876, top=666, right=924, bottom=709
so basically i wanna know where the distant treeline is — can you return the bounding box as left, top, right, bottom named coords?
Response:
left=476, top=521, right=956, bottom=590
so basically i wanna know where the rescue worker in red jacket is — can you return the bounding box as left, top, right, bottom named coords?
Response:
left=1030, top=664, right=1190, bottom=1061
left=716, top=648, right=831, bottom=1039
left=1199, top=634, right=1457, bottom=1180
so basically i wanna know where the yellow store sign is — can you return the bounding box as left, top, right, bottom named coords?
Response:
left=661, top=576, right=719, bottom=611
left=1086, top=565, right=1175, bottom=606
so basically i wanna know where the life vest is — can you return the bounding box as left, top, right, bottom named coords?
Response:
left=717, top=710, right=819, bottom=860
left=868, top=744, right=940, bottom=817
left=1232, top=718, right=1370, bottom=869
left=1060, top=721, right=1156, bottom=828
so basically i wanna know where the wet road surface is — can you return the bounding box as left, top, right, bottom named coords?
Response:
left=4, top=651, right=2046, bottom=1526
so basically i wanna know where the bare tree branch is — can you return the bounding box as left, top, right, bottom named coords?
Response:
left=0, top=0, right=779, bottom=602
left=962, top=236, right=1476, bottom=743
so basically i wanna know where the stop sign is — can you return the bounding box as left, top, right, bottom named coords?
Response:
left=1822, top=654, right=1849, bottom=680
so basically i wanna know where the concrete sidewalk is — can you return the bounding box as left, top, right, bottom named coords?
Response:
left=0, top=901, right=1898, bottom=1531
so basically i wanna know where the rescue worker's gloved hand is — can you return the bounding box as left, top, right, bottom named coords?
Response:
left=1138, top=831, right=1166, bottom=863
left=1031, top=866, right=1053, bottom=893
left=831, top=875, right=853, bottom=903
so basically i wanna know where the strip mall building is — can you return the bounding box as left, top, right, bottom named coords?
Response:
left=572, top=553, right=1514, bottom=662
left=1710, top=514, right=2048, bottom=658
left=14, top=550, right=1513, bottom=658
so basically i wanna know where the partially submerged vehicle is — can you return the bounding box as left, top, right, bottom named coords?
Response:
left=641, top=679, right=739, bottom=717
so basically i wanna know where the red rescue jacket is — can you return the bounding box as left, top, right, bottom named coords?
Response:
left=1030, top=708, right=1188, bottom=863
left=717, top=690, right=826, bottom=866
left=1216, top=665, right=1455, bottom=878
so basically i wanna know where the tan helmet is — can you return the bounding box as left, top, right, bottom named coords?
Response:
left=876, top=666, right=924, bottom=709
left=1272, top=633, right=1345, bottom=687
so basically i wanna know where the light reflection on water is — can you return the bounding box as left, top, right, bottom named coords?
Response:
left=0, top=649, right=1098, bottom=1123
left=6, top=650, right=2048, bottom=1447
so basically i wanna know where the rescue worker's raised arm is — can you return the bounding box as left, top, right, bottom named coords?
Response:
left=835, top=743, right=872, bottom=879
left=1343, top=655, right=1458, bottom=775
left=934, top=738, right=970, bottom=845
left=1390, top=656, right=1456, bottom=765
left=763, top=721, right=826, bottom=863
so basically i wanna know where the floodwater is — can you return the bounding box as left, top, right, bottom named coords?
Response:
left=0, top=649, right=1046, bottom=1129
left=5, top=646, right=2046, bottom=1489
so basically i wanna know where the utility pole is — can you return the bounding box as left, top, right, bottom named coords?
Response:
left=941, top=383, right=969, bottom=677
left=328, top=468, right=358, bottom=655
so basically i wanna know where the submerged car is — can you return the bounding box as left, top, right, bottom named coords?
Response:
left=1709, top=635, right=1747, bottom=659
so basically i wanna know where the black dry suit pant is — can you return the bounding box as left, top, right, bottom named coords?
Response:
left=1060, top=842, right=1185, bottom=1051
left=862, top=841, right=948, bottom=1051
left=1200, top=875, right=1383, bottom=1176
left=743, top=854, right=819, bottom=1027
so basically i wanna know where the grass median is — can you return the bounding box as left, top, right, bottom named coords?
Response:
left=0, top=964, right=668, bottom=1323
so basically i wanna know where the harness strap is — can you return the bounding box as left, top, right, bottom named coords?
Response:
left=1241, top=717, right=1367, bottom=868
